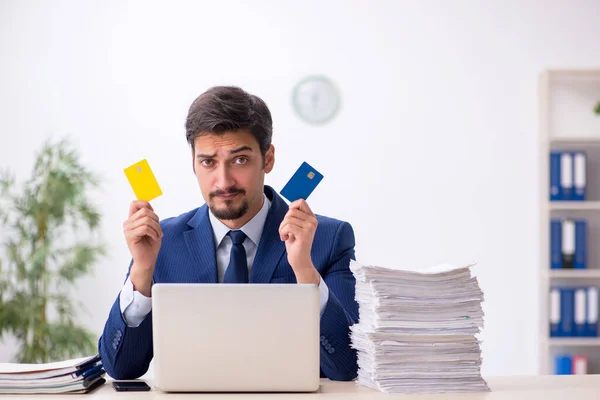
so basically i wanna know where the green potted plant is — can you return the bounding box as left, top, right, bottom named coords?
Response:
left=595, top=101, right=600, bottom=116
left=0, top=138, right=105, bottom=363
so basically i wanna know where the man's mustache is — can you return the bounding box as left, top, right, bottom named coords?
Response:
left=210, top=187, right=245, bottom=198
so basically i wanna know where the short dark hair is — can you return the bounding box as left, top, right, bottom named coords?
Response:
left=185, top=86, right=273, bottom=157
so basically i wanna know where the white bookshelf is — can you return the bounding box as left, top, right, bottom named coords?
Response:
left=539, top=69, right=600, bottom=375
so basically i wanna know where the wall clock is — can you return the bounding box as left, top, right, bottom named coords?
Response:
left=292, top=76, right=340, bottom=124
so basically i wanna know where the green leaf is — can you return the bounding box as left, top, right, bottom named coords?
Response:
left=74, top=202, right=102, bottom=231
left=0, top=294, right=30, bottom=337
left=0, top=169, right=14, bottom=193
left=48, top=293, right=74, bottom=319
left=42, top=322, right=97, bottom=362
left=57, top=243, right=105, bottom=283
left=595, top=101, right=600, bottom=115
left=6, top=239, right=27, bottom=282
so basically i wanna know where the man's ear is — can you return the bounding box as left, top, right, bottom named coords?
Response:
left=264, top=145, right=275, bottom=174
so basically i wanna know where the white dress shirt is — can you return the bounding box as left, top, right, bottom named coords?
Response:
left=119, top=194, right=329, bottom=327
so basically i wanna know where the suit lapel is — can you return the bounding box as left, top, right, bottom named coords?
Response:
left=183, top=205, right=218, bottom=283
left=249, top=186, right=288, bottom=283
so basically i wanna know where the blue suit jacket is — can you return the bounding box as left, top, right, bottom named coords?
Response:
left=98, top=185, right=359, bottom=381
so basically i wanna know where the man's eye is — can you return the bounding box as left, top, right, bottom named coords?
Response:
left=201, top=159, right=214, bottom=167
left=234, top=157, right=248, bottom=165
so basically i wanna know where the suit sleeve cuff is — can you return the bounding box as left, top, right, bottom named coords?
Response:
left=318, top=275, right=329, bottom=317
left=119, top=277, right=152, bottom=328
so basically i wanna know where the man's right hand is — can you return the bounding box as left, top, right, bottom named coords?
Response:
left=123, top=200, right=163, bottom=297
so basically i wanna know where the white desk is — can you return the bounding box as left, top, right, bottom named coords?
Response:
left=9, top=376, right=600, bottom=399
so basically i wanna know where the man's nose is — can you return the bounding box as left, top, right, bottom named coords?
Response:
left=215, top=165, right=235, bottom=189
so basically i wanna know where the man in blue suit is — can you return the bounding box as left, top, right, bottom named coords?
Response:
left=98, top=86, right=359, bottom=381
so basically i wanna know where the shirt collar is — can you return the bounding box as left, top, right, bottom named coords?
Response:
left=209, top=193, right=271, bottom=247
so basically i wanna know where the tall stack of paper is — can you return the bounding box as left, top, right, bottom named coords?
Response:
left=0, top=355, right=105, bottom=394
left=349, top=260, right=489, bottom=394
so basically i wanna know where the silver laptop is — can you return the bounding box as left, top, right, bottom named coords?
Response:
left=151, top=283, right=320, bottom=392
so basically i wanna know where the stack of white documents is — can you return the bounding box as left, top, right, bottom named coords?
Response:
left=0, top=355, right=105, bottom=394
left=350, top=260, right=489, bottom=394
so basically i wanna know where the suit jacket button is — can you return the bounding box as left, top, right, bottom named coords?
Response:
left=328, top=348, right=335, bottom=355
left=112, top=343, right=118, bottom=350
left=325, top=343, right=331, bottom=350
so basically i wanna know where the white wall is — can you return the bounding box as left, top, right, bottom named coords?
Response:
left=1, top=0, right=600, bottom=376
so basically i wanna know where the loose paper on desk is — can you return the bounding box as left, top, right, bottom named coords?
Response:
left=349, top=260, right=489, bottom=394
left=0, top=355, right=106, bottom=394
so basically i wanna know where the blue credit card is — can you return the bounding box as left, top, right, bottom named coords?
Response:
left=280, top=162, right=324, bottom=202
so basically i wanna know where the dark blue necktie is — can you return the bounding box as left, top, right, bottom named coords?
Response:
left=223, top=230, right=248, bottom=283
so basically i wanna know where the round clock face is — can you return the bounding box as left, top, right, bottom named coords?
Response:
left=292, top=76, right=340, bottom=124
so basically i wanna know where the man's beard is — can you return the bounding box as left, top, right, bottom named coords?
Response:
left=209, top=187, right=249, bottom=220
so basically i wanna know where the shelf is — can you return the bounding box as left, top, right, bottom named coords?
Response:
left=547, top=70, right=600, bottom=78
left=548, top=338, right=600, bottom=347
left=550, top=137, right=600, bottom=145
left=549, top=270, right=600, bottom=279
left=549, top=202, right=600, bottom=210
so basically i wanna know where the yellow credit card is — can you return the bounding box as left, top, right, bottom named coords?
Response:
left=124, top=159, right=163, bottom=201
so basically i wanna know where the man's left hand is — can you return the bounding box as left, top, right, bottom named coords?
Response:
left=279, top=199, right=320, bottom=284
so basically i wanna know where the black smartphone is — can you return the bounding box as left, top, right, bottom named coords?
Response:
left=112, top=380, right=151, bottom=391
